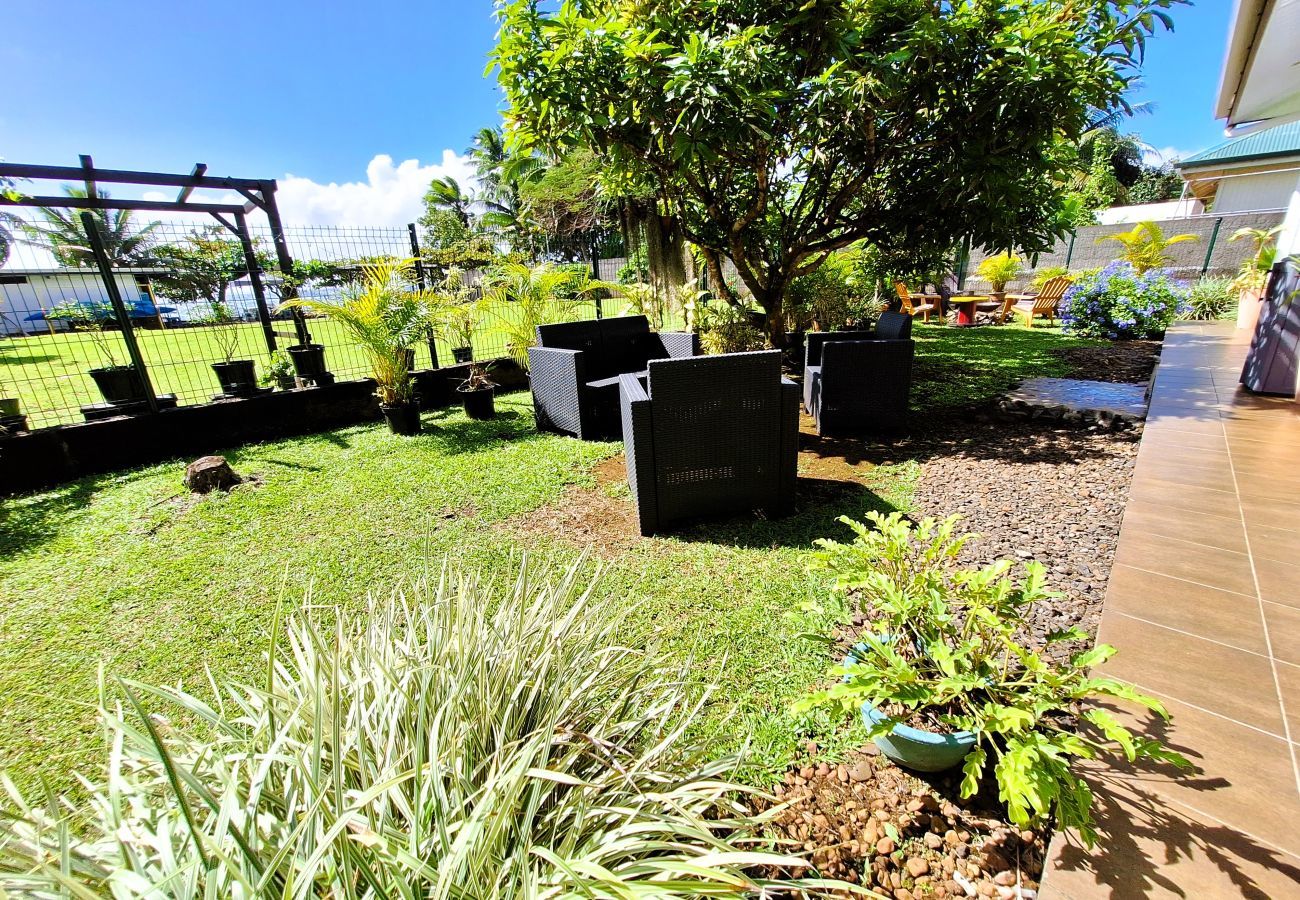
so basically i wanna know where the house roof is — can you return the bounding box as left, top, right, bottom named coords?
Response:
left=1179, top=121, right=1300, bottom=169
left=1216, top=0, right=1300, bottom=128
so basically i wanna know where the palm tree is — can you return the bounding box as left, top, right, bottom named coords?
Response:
left=20, top=187, right=159, bottom=267
left=423, top=176, right=477, bottom=229
left=469, top=126, right=548, bottom=255
left=1097, top=221, right=1198, bottom=275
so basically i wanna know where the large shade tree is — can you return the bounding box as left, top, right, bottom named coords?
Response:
left=494, top=0, right=1184, bottom=342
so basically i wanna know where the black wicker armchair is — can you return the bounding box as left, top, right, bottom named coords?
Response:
left=529, top=315, right=699, bottom=441
left=618, top=350, right=799, bottom=536
left=803, top=311, right=914, bottom=435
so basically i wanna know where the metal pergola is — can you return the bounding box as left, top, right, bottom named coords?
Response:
left=0, top=155, right=309, bottom=350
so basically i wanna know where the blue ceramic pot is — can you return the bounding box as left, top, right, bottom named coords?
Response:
left=845, top=645, right=978, bottom=773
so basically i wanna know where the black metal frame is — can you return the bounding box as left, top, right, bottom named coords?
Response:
left=0, top=156, right=308, bottom=350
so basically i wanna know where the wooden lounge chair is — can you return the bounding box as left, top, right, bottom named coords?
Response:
left=895, top=282, right=940, bottom=323
left=1004, top=275, right=1072, bottom=327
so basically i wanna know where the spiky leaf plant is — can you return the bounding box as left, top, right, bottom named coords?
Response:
left=0, top=559, right=858, bottom=898
left=481, top=262, right=614, bottom=371
left=283, top=258, right=433, bottom=405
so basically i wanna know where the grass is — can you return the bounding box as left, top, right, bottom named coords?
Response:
left=0, top=322, right=1098, bottom=793
left=0, top=298, right=601, bottom=429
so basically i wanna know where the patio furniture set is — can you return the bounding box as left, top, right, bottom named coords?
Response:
left=895, top=276, right=1071, bottom=328
left=529, top=312, right=914, bottom=535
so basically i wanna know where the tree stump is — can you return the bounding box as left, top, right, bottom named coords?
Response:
left=184, top=456, right=241, bottom=494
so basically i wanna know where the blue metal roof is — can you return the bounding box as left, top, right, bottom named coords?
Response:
left=1180, top=122, right=1300, bottom=168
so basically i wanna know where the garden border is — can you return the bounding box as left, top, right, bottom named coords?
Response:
left=0, top=359, right=526, bottom=495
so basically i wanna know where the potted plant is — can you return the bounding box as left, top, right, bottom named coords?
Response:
left=482, top=261, right=615, bottom=371
left=202, top=301, right=259, bottom=396
left=282, top=258, right=434, bottom=436
left=457, top=362, right=496, bottom=420
left=974, top=252, right=1024, bottom=304
left=797, top=511, right=1191, bottom=845
left=260, top=349, right=297, bottom=391
left=48, top=301, right=148, bottom=405
left=1229, top=226, right=1282, bottom=332
left=444, top=305, right=477, bottom=364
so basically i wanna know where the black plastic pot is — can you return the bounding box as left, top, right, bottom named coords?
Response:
left=89, top=366, right=147, bottom=405
left=0, top=397, right=19, bottom=417
left=288, top=344, right=328, bottom=378
left=452, top=346, right=473, bottom=364
left=274, top=374, right=297, bottom=391
left=458, top=384, right=495, bottom=420
left=212, top=359, right=258, bottom=395
left=380, top=401, right=421, bottom=435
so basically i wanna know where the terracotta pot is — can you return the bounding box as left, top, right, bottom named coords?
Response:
left=1236, top=288, right=1264, bottom=332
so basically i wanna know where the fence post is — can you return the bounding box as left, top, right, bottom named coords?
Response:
left=1201, top=217, right=1224, bottom=275
left=1065, top=231, right=1077, bottom=270
left=234, top=210, right=276, bottom=353
left=407, top=223, right=440, bottom=369
left=81, top=211, right=159, bottom=414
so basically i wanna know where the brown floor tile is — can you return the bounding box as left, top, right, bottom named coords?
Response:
left=1264, top=603, right=1300, bottom=668
left=1136, top=429, right=1229, bottom=455
left=1095, top=615, right=1284, bottom=734
left=1134, top=443, right=1232, bottom=474
left=1119, top=503, right=1247, bottom=554
left=1255, top=557, right=1300, bottom=609
left=1041, top=773, right=1300, bottom=900
left=1274, top=662, right=1300, bottom=745
left=1085, top=696, right=1300, bottom=852
left=1247, top=525, right=1300, bottom=565
left=1241, top=496, right=1300, bottom=531
left=1112, top=532, right=1256, bottom=596
left=1128, top=478, right=1238, bottom=517
left=1144, top=414, right=1225, bottom=436
left=1105, top=566, right=1265, bottom=654
left=1136, top=460, right=1238, bottom=493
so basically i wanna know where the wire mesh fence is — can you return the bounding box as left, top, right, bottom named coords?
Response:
left=0, top=214, right=610, bottom=431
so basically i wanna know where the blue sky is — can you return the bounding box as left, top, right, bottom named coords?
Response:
left=1, top=0, right=1233, bottom=225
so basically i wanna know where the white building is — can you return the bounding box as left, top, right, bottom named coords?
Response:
left=1176, top=121, right=1300, bottom=214
left=0, top=269, right=167, bottom=336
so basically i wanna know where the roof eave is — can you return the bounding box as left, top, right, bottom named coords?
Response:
left=1215, top=0, right=1270, bottom=124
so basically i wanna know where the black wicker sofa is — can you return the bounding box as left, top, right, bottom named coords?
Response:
left=803, top=311, right=914, bottom=435
left=529, top=315, right=699, bottom=440
left=618, top=350, right=799, bottom=536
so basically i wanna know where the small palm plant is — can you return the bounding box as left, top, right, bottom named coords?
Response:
left=1097, top=221, right=1198, bottom=275
left=1229, top=225, right=1283, bottom=295
left=481, top=261, right=614, bottom=370
left=0, top=558, right=851, bottom=896
left=975, top=252, right=1024, bottom=294
left=283, top=259, right=433, bottom=408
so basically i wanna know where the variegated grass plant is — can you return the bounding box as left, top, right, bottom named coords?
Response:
left=0, top=559, right=859, bottom=898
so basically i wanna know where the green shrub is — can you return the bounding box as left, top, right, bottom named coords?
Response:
left=974, top=252, right=1024, bottom=292
left=697, top=302, right=767, bottom=354
left=0, top=559, right=845, bottom=896
left=1061, top=261, right=1190, bottom=339
left=1183, top=276, right=1238, bottom=321
left=797, top=513, right=1190, bottom=846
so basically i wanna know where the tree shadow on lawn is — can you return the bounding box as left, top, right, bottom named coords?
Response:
left=669, top=476, right=900, bottom=550
left=419, top=407, right=560, bottom=456
left=1, top=472, right=131, bottom=557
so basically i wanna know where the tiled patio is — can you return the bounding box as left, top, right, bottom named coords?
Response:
left=1040, top=321, right=1300, bottom=898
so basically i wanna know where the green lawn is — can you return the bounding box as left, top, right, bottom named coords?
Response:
left=0, top=323, right=1096, bottom=793
left=0, top=299, right=601, bottom=429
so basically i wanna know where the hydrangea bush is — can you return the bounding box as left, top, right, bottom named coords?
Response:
left=1061, top=261, right=1190, bottom=339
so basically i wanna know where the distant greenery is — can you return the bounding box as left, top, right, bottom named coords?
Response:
left=19, top=187, right=158, bottom=267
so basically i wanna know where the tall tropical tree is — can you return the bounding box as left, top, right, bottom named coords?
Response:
left=20, top=187, right=159, bottom=267
left=495, top=0, right=1186, bottom=344
left=470, top=125, right=549, bottom=254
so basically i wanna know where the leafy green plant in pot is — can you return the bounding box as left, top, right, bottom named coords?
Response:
left=47, top=300, right=147, bottom=405
left=797, top=512, right=1191, bottom=845
left=975, top=252, right=1024, bottom=304
left=481, top=261, right=614, bottom=371
left=259, top=349, right=296, bottom=390
left=202, top=300, right=259, bottom=396
left=1229, top=226, right=1282, bottom=331
left=458, top=362, right=496, bottom=420
left=283, top=259, right=434, bottom=436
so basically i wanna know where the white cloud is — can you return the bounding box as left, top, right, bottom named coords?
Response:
left=275, top=151, right=476, bottom=228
